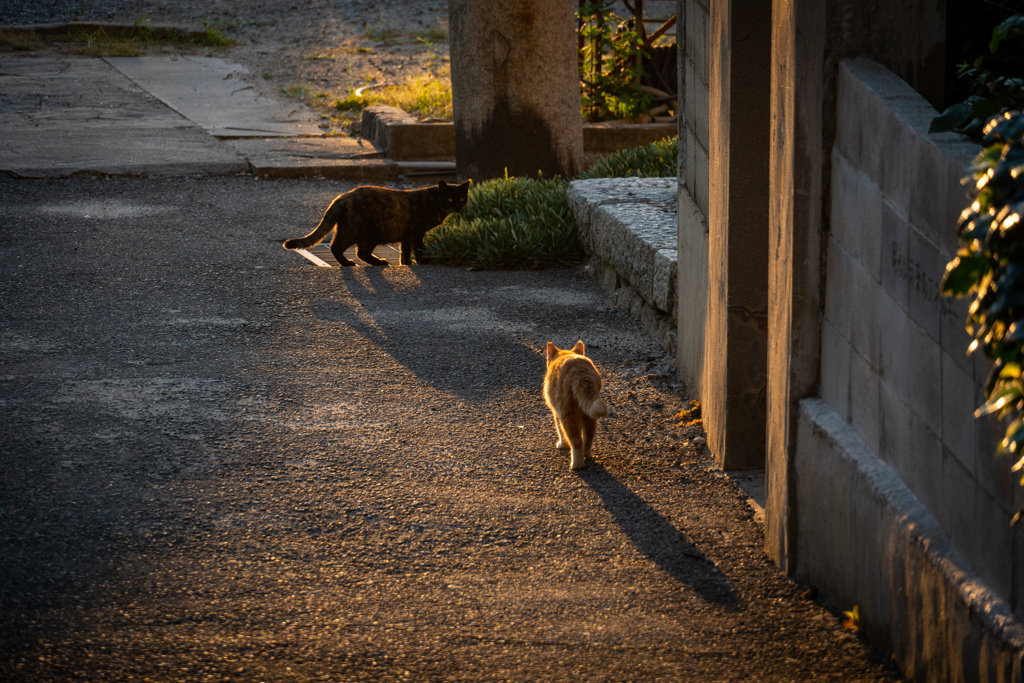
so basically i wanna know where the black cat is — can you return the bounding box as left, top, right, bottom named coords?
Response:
left=283, top=180, right=471, bottom=266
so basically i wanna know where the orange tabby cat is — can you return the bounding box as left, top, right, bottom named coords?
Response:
left=543, top=341, right=608, bottom=470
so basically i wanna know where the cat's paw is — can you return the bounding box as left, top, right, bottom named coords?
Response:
left=570, top=453, right=585, bottom=470
left=555, top=439, right=569, bottom=450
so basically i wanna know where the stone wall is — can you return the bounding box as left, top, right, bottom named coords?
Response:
left=568, top=177, right=678, bottom=356
left=793, top=57, right=1024, bottom=678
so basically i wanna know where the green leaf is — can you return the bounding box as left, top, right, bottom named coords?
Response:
left=930, top=102, right=973, bottom=134
left=941, top=254, right=989, bottom=296
left=977, top=383, right=1023, bottom=417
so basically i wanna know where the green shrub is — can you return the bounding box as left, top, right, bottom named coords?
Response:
left=940, top=111, right=1024, bottom=524
left=423, top=176, right=580, bottom=270
left=423, top=136, right=677, bottom=270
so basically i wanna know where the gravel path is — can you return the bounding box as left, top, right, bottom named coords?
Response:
left=0, top=174, right=905, bottom=681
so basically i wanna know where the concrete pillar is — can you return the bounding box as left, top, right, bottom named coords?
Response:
left=702, top=0, right=771, bottom=471
left=765, top=0, right=828, bottom=572
left=447, top=0, right=584, bottom=182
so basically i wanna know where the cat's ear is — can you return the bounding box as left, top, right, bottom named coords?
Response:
left=572, top=340, right=585, bottom=355
left=546, top=341, right=558, bottom=362
left=438, top=180, right=449, bottom=189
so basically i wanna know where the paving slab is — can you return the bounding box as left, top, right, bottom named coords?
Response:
left=105, top=55, right=324, bottom=137
left=0, top=54, right=247, bottom=177
left=226, top=136, right=384, bottom=177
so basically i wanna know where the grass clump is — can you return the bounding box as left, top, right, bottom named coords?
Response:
left=580, top=136, right=678, bottom=179
left=0, top=29, right=41, bottom=50
left=0, top=22, right=235, bottom=57
left=424, top=136, right=677, bottom=270
left=334, top=73, right=452, bottom=120
left=424, top=176, right=581, bottom=269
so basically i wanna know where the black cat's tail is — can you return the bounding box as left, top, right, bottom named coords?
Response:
left=283, top=216, right=335, bottom=251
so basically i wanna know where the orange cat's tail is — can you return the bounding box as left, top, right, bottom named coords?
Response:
left=573, top=374, right=608, bottom=420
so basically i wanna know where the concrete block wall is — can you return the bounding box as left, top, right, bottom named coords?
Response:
left=676, top=0, right=710, bottom=396
left=797, top=399, right=1024, bottom=682
left=814, top=58, right=1023, bottom=621
left=682, top=0, right=709, bottom=217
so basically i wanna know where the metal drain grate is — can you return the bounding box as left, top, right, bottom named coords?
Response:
left=294, top=242, right=403, bottom=268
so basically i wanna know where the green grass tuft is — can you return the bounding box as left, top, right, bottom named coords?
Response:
left=423, top=176, right=582, bottom=270
left=580, top=136, right=678, bottom=179
left=332, top=74, right=452, bottom=120
left=424, top=136, right=678, bottom=270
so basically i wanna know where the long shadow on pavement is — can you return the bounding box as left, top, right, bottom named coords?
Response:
left=307, top=267, right=571, bottom=401
left=578, top=463, right=738, bottom=609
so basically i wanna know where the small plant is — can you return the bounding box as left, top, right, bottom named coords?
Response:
left=0, top=29, right=41, bottom=51
left=3, top=21, right=235, bottom=57
left=280, top=84, right=328, bottom=101
left=332, top=73, right=452, bottom=120
left=842, top=605, right=861, bottom=632
left=580, top=136, right=677, bottom=179
left=364, top=24, right=402, bottom=45
left=675, top=399, right=701, bottom=423
left=577, top=2, right=653, bottom=121
left=411, top=27, right=449, bottom=43
left=940, top=111, right=1024, bottom=525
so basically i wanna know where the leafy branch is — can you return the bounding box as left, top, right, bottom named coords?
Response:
left=940, top=111, right=1024, bottom=524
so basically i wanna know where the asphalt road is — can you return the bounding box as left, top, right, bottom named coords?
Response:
left=0, top=175, right=902, bottom=681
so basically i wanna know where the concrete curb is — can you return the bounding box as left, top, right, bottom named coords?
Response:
left=361, top=105, right=677, bottom=166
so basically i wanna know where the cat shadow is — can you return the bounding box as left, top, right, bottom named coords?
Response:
left=309, top=268, right=541, bottom=400
left=578, top=462, right=738, bottom=609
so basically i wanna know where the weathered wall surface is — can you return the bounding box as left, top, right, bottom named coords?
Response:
left=447, top=0, right=583, bottom=181
left=793, top=57, right=1024, bottom=680
left=823, top=58, right=1021, bottom=615
left=797, top=399, right=1024, bottom=682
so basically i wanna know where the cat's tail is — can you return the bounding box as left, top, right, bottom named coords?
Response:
left=283, top=216, right=334, bottom=251
left=573, top=374, right=608, bottom=420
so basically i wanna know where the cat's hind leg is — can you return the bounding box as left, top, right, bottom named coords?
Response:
left=581, top=414, right=598, bottom=462
left=552, top=413, right=570, bottom=450
left=559, top=410, right=586, bottom=470
left=328, top=234, right=357, bottom=267
left=357, top=243, right=389, bottom=266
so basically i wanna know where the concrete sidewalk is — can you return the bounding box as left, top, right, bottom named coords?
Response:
left=0, top=52, right=384, bottom=178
